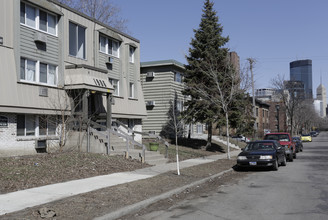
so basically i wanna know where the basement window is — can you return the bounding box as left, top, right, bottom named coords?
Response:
left=0, top=116, right=8, bottom=127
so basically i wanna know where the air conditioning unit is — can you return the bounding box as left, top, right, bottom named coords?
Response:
left=34, top=32, right=47, bottom=44
left=146, top=101, right=155, bottom=106
left=146, top=72, right=155, bottom=78
left=106, top=57, right=113, bottom=64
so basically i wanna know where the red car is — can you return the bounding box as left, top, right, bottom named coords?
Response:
left=264, top=132, right=296, bottom=161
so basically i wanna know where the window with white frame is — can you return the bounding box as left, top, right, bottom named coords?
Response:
left=17, top=115, right=36, bottom=136
left=129, top=82, right=135, bottom=98
left=40, top=62, right=57, bottom=85
left=39, top=115, right=57, bottom=136
left=20, top=57, right=57, bottom=85
left=20, top=2, right=57, bottom=36
left=108, top=78, right=119, bottom=96
left=174, top=72, right=182, bottom=83
left=0, top=116, right=8, bottom=128
left=99, top=35, right=120, bottom=57
left=129, top=46, right=135, bottom=63
left=69, top=22, right=86, bottom=59
left=20, top=58, right=36, bottom=82
left=176, top=100, right=183, bottom=112
left=196, top=124, right=203, bottom=134
left=128, top=119, right=134, bottom=130
left=17, top=115, right=57, bottom=137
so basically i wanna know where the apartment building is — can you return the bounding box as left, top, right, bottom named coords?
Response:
left=0, top=0, right=146, bottom=156
left=141, top=60, right=204, bottom=137
left=255, top=99, right=270, bottom=138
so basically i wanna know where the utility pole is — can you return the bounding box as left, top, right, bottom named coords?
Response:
left=247, top=58, right=256, bottom=139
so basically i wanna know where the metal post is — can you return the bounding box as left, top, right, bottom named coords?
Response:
left=82, top=90, right=89, bottom=122
left=247, top=58, right=256, bottom=138
left=107, top=93, right=112, bottom=129
left=87, top=125, right=90, bottom=152
left=106, top=93, right=112, bottom=154
left=107, top=129, right=110, bottom=155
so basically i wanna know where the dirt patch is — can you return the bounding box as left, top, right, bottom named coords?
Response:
left=1, top=158, right=248, bottom=220
left=0, top=152, right=150, bottom=194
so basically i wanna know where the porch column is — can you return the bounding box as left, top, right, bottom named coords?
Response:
left=82, top=90, right=89, bottom=121
left=107, top=93, right=112, bottom=129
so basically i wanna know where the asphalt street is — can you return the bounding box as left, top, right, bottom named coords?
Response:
left=137, top=132, right=328, bottom=220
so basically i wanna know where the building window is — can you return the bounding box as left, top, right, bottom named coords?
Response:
left=196, top=124, right=203, bottom=134
left=17, top=115, right=36, bottom=136
left=256, top=108, right=259, bottom=117
left=39, top=115, right=57, bottom=136
left=20, top=2, right=57, bottom=35
left=20, top=58, right=36, bottom=82
left=128, top=119, right=134, bottom=130
left=0, top=116, right=8, bottom=127
left=17, top=115, right=57, bottom=137
left=174, top=72, right=182, bottom=83
left=176, top=100, right=183, bottom=112
left=129, top=82, right=135, bottom=98
left=69, top=22, right=86, bottom=59
left=40, top=63, right=57, bottom=85
left=129, top=46, right=135, bottom=63
left=20, top=58, right=57, bottom=85
left=108, top=78, right=119, bottom=96
left=262, top=109, right=265, bottom=117
left=99, top=35, right=119, bottom=57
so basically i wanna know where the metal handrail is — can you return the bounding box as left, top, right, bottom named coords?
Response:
left=112, top=120, right=170, bottom=157
left=88, top=120, right=146, bottom=161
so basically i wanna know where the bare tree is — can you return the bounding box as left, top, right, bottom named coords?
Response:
left=190, top=58, right=248, bottom=159
left=57, top=0, right=128, bottom=32
left=272, top=75, right=304, bottom=135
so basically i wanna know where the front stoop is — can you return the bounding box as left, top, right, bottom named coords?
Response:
left=89, top=131, right=169, bottom=165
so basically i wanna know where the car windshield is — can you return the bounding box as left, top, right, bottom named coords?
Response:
left=244, top=142, right=276, bottom=151
left=265, top=134, right=290, bottom=142
left=302, top=134, right=310, bottom=136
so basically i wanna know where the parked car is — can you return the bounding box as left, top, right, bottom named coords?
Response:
left=237, top=140, right=287, bottom=171
left=264, top=132, right=296, bottom=161
left=301, top=133, right=312, bottom=142
left=292, top=137, right=303, bottom=152
left=310, top=131, right=318, bottom=137
left=232, top=134, right=250, bottom=142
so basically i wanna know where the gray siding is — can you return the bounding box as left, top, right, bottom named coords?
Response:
left=128, top=63, right=135, bottom=80
left=98, top=52, right=121, bottom=79
left=20, top=26, right=59, bottom=65
left=141, top=67, right=185, bottom=135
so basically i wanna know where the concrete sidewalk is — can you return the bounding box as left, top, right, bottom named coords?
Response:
left=0, top=151, right=240, bottom=216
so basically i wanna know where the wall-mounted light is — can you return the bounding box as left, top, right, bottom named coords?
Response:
left=0, top=37, right=3, bottom=45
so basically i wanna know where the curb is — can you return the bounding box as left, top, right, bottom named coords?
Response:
left=94, top=168, right=234, bottom=220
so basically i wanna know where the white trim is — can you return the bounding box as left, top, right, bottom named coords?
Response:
left=20, top=2, right=58, bottom=37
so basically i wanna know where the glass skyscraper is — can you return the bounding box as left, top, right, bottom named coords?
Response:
left=290, top=59, right=313, bottom=99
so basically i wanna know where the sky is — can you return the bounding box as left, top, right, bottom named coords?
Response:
left=111, top=0, right=328, bottom=98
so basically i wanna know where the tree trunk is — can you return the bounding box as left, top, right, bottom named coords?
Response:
left=226, top=112, right=230, bottom=159
left=206, top=123, right=212, bottom=150
left=188, top=123, right=191, bottom=139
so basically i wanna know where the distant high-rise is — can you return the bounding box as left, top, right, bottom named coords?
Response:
left=316, top=83, right=327, bottom=117
left=290, top=59, right=313, bottom=99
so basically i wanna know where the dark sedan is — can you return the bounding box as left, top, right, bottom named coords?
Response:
left=293, top=137, right=303, bottom=152
left=237, top=140, right=287, bottom=171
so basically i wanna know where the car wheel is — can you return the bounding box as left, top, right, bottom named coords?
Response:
left=273, top=159, right=279, bottom=171
left=281, top=155, right=287, bottom=166
left=289, top=153, right=293, bottom=162
left=293, top=152, right=297, bottom=159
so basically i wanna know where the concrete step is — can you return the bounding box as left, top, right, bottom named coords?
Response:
left=146, top=158, right=169, bottom=166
